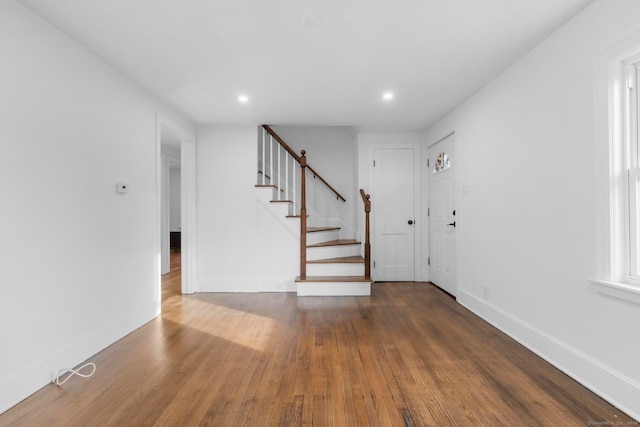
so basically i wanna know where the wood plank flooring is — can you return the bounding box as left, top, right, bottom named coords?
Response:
left=1, top=251, right=635, bottom=426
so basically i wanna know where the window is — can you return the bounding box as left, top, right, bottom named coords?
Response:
left=625, top=58, right=640, bottom=278
left=433, top=152, right=450, bottom=173
left=590, top=38, right=640, bottom=304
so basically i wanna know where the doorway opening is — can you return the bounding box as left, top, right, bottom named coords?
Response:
left=160, top=133, right=180, bottom=272
left=162, top=247, right=183, bottom=300
left=157, top=116, right=196, bottom=298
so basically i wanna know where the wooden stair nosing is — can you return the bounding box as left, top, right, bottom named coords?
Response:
left=307, top=239, right=360, bottom=248
left=255, top=182, right=285, bottom=193
left=307, top=256, right=364, bottom=264
left=295, top=276, right=372, bottom=283
left=307, top=226, right=341, bottom=233
left=270, top=199, right=292, bottom=204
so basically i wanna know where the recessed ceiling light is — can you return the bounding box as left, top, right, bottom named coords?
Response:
left=382, top=92, right=394, bottom=101
left=238, top=94, right=249, bottom=104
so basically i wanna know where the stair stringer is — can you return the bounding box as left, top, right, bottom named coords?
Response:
left=256, top=189, right=298, bottom=292
left=256, top=187, right=299, bottom=235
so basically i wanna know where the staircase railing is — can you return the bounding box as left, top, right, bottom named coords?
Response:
left=257, top=126, right=300, bottom=210
left=258, top=125, right=364, bottom=280
left=360, top=189, right=372, bottom=278
left=259, top=125, right=346, bottom=208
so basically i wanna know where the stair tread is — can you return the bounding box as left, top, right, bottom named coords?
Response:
left=308, top=239, right=360, bottom=248
left=307, top=226, right=341, bottom=233
left=307, top=256, right=364, bottom=264
left=255, top=184, right=276, bottom=188
left=270, top=200, right=292, bottom=203
left=295, top=276, right=372, bottom=283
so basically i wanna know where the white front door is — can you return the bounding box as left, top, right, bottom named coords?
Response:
left=428, top=134, right=457, bottom=296
left=373, top=148, right=416, bottom=281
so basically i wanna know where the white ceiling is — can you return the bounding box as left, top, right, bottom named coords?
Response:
left=19, top=0, right=594, bottom=132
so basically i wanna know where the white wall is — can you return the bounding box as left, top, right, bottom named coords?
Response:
left=0, top=0, right=193, bottom=414
left=271, top=126, right=358, bottom=237
left=423, top=0, right=640, bottom=418
left=196, top=125, right=300, bottom=292
left=196, top=125, right=260, bottom=291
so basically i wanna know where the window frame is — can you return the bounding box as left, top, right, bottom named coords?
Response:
left=626, top=59, right=640, bottom=279
left=589, top=37, right=640, bottom=305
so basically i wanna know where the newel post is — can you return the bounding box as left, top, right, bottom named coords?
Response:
left=364, top=194, right=371, bottom=278
left=300, top=150, right=307, bottom=279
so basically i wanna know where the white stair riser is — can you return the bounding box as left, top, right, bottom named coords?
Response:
left=306, top=263, right=364, bottom=276
left=307, top=245, right=360, bottom=261
left=256, top=186, right=275, bottom=202
left=297, top=281, right=371, bottom=296
left=306, top=230, right=340, bottom=245
left=269, top=202, right=292, bottom=218
left=256, top=186, right=294, bottom=215
left=258, top=181, right=284, bottom=200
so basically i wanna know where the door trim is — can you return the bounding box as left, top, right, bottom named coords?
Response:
left=156, top=115, right=197, bottom=297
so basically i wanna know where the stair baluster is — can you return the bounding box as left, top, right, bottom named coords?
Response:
left=261, top=130, right=266, bottom=185
left=292, top=155, right=297, bottom=213
left=277, top=143, right=281, bottom=200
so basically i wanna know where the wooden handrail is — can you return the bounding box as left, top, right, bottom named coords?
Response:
left=300, top=151, right=307, bottom=279
left=262, top=125, right=346, bottom=202
left=359, top=189, right=371, bottom=211
left=360, top=189, right=371, bottom=278
left=262, top=125, right=301, bottom=162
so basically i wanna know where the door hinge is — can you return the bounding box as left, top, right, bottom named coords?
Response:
left=427, top=208, right=430, bottom=217
left=427, top=158, right=430, bottom=167
left=427, top=257, right=430, bottom=266
left=373, top=160, right=376, bottom=167
left=373, top=261, right=376, bottom=268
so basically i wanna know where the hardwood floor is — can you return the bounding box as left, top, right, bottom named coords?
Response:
left=1, top=251, right=635, bottom=426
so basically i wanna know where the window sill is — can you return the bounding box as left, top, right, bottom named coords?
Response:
left=587, top=278, right=640, bottom=305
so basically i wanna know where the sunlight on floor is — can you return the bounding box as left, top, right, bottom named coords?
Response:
left=166, top=297, right=278, bottom=352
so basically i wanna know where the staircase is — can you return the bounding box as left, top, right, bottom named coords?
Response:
left=297, top=226, right=371, bottom=296
left=257, top=125, right=372, bottom=296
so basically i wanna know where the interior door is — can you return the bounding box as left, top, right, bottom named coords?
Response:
left=374, top=148, right=416, bottom=281
left=428, top=134, right=457, bottom=296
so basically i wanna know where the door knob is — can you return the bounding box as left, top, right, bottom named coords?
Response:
left=447, top=221, right=456, bottom=227
left=408, top=220, right=414, bottom=225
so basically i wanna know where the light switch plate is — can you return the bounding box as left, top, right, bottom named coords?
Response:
left=116, top=183, right=129, bottom=194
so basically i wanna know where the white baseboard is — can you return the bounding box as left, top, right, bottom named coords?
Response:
left=0, top=302, right=158, bottom=415
left=197, top=279, right=298, bottom=293
left=197, top=279, right=261, bottom=293
left=259, top=278, right=296, bottom=293
left=458, top=290, right=640, bottom=421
